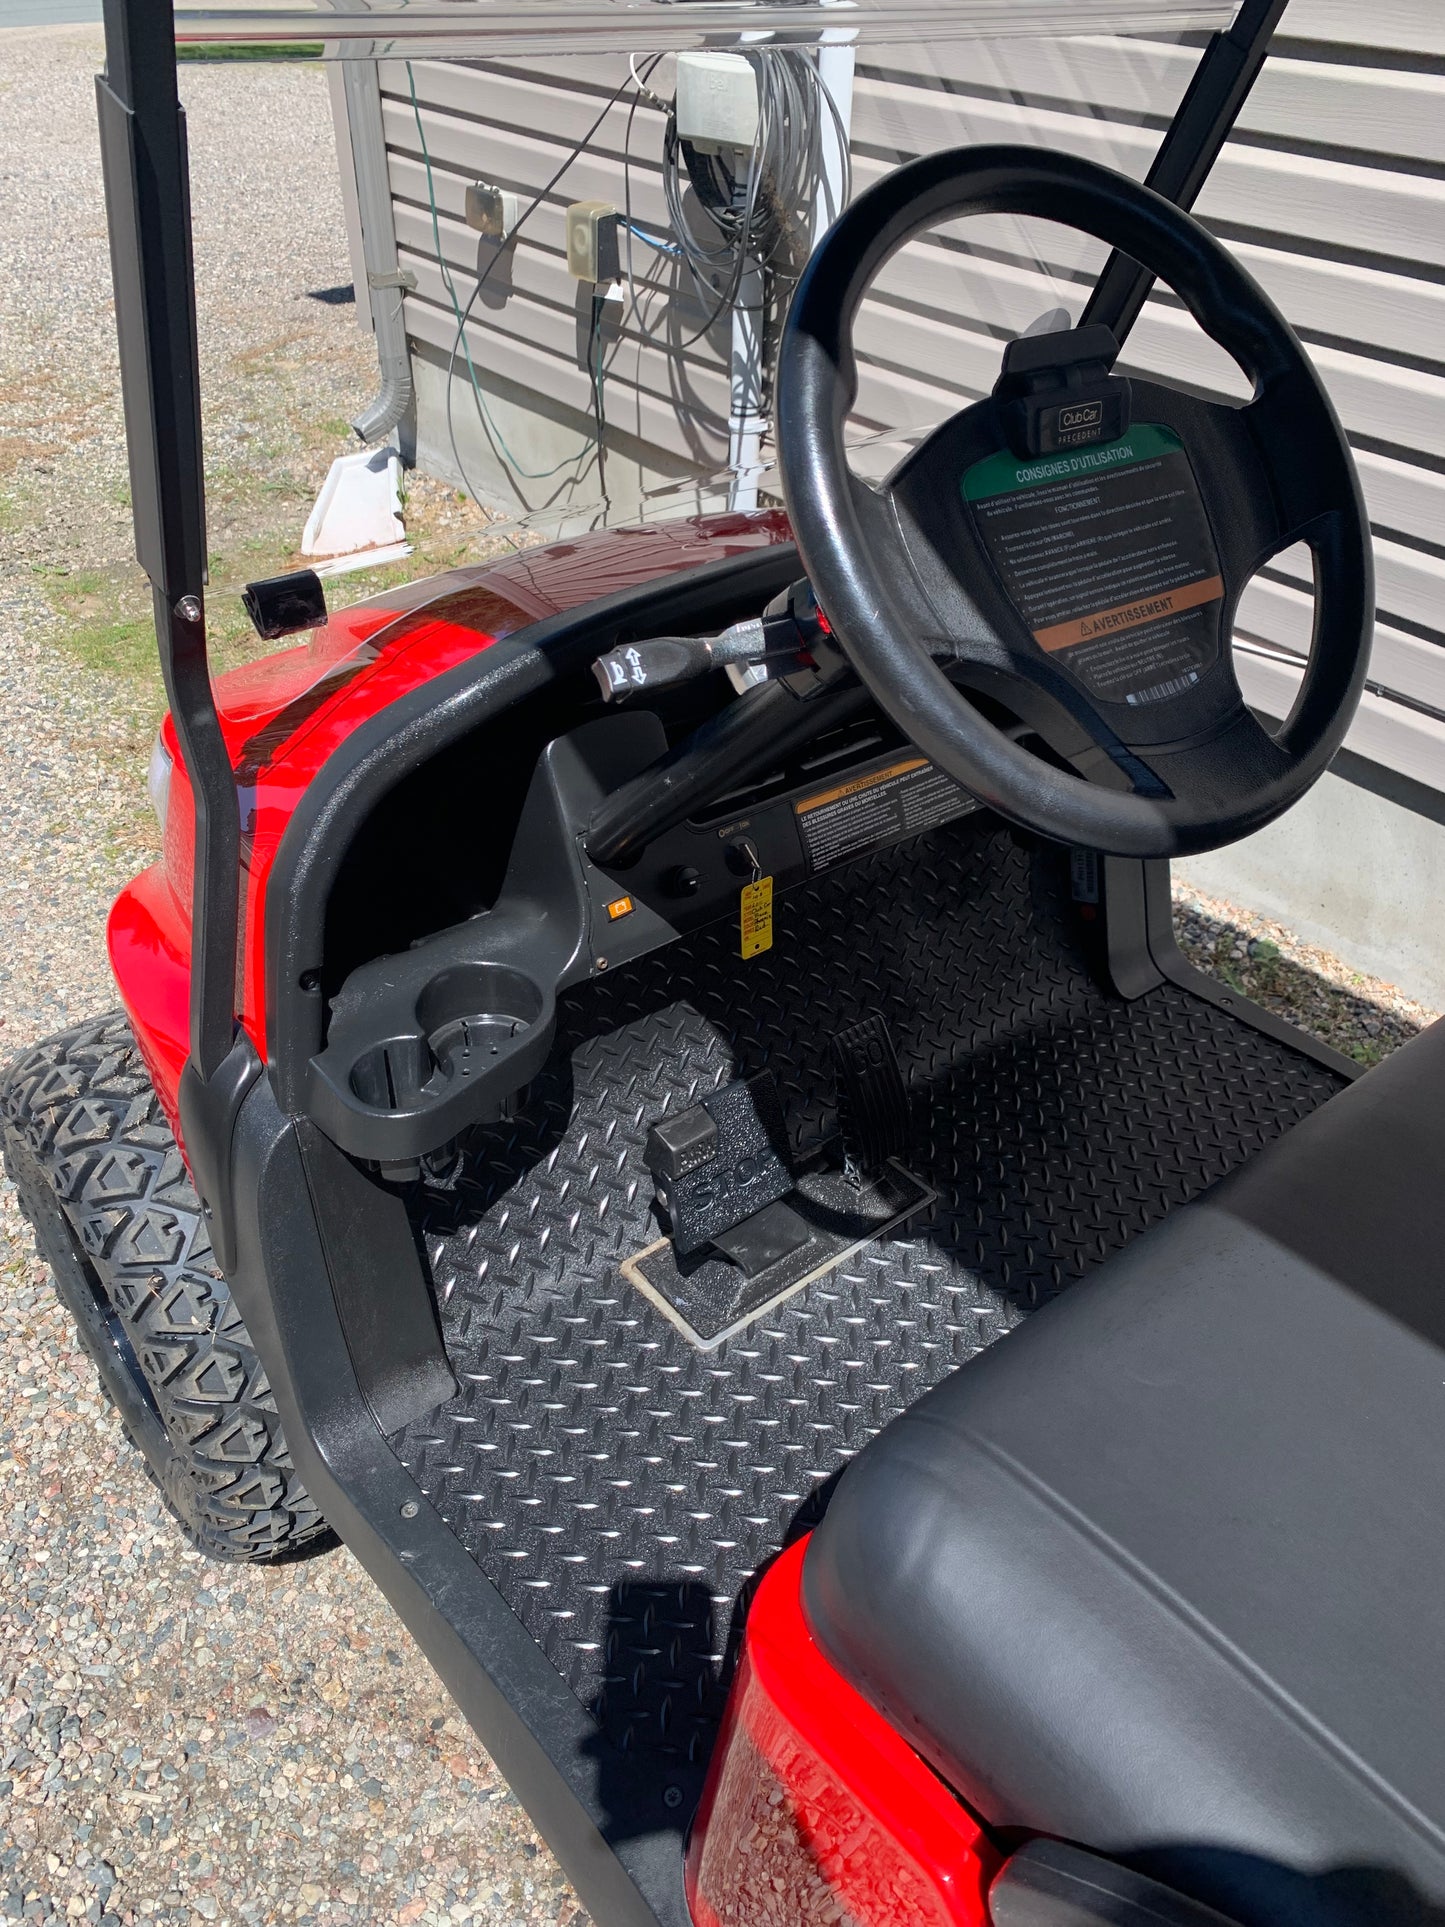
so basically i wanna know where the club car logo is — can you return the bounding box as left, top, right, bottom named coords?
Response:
left=687, top=1154, right=767, bottom=1208
left=1059, top=402, right=1103, bottom=430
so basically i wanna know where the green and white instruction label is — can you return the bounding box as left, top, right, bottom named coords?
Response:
left=962, top=424, right=1224, bottom=708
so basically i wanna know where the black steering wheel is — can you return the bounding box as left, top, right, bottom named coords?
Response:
left=777, top=146, right=1373, bottom=857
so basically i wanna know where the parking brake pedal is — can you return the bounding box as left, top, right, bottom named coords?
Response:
left=627, top=1040, right=934, bottom=1349
left=832, top=1015, right=910, bottom=1183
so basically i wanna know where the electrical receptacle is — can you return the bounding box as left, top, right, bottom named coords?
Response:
left=464, top=181, right=521, bottom=240
left=565, top=200, right=621, bottom=284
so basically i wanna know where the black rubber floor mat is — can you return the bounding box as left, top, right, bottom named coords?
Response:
left=395, top=820, right=1344, bottom=1772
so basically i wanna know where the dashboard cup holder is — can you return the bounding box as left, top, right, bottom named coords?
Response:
left=349, top=1034, right=437, bottom=1111
left=346, top=964, right=547, bottom=1113
left=419, top=962, right=546, bottom=1083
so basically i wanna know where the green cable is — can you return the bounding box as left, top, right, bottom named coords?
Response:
left=405, top=62, right=596, bottom=484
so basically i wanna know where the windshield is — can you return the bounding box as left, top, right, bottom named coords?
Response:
left=157, top=2, right=1236, bottom=685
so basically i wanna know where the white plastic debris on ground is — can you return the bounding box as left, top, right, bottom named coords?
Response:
left=302, top=445, right=412, bottom=575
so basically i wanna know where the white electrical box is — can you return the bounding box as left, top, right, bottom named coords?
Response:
left=464, top=181, right=521, bottom=241
left=565, top=201, right=621, bottom=284
left=674, top=52, right=759, bottom=154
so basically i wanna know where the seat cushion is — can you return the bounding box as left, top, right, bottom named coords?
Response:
left=802, top=1019, right=1445, bottom=1927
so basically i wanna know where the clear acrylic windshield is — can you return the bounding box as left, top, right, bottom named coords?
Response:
left=169, top=1, right=1239, bottom=688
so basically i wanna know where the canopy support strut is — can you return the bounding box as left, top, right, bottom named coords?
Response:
left=97, top=0, right=241, bottom=1079
left=1082, top=0, right=1289, bottom=346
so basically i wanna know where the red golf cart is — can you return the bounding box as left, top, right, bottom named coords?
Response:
left=6, top=0, right=1441, bottom=1922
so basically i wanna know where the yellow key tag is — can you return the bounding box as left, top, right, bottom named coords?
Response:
left=739, top=875, right=774, bottom=959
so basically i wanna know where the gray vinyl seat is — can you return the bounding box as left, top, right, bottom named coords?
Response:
left=803, top=1018, right=1445, bottom=1927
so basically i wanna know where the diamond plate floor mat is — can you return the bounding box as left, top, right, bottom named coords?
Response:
left=393, top=818, right=1344, bottom=1772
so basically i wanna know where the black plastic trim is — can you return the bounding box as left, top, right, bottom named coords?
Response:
left=1101, top=856, right=1360, bottom=1083
left=176, top=1031, right=263, bottom=1276
left=294, top=1121, right=456, bottom=1434
left=993, top=1837, right=1241, bottom=1926
left=265, top=545, right=801, bottom=1115
left=224, top=1076, right=691, bottom=1927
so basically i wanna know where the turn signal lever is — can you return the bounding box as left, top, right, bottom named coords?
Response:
left=592, top=578, right=833, bottom=702
left=583, top=577, right=863, bottom=872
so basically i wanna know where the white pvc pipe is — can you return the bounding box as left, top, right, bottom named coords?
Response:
left=813, top=23, right=856, bottom=242
left=729, top=24, right=855, bottom=512
left=727, top=256, right=767, bottom=511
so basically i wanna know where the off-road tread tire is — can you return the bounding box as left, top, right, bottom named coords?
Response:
left=2, top=1010, right=327, bottom=1561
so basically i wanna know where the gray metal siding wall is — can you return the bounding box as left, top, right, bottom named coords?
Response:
left=381, top=54, right=734, bottom=480
left=379, top=0, right=1444, bottom=791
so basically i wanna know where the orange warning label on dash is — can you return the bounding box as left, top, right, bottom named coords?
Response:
left=1033, top=573, right=1224, bottom=654
left=795, top=757, right=928, bottom=815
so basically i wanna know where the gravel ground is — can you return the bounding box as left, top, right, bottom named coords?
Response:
left=1, top=29, right=587, bottom=1927
left=1172, top=878, right=1438, bottom=1067
left=0, top=25, right=1439, bottom=1927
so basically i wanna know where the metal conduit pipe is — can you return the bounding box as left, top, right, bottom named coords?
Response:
left=334, top=34, right=414, bottom=443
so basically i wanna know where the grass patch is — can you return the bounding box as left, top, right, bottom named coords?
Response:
left=176, top=42, right=323, bottom=61
left=63, top=611, right=160, bottom=683
left=44, top=565, right=157, bottom=690
left=43, top=531, right=478, bottom=695
left=30, top=326, right=493, bottom=711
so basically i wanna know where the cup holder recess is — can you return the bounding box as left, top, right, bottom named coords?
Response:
left=349, top=1034, right=437, bottom=1112
left=418, top=962, right=545, bottom=1079
left=348, top=962, right=548, bottom=1112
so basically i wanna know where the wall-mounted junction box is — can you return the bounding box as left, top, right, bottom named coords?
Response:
left=565, top=200, right=621, bottom=283
left=464, top=181, right=522, bottom=241
left=674, top=52, right=759, bottom=153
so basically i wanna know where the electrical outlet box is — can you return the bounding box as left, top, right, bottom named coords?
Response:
left=464, top=181, right=521, bottom=241
left=675, top=51, right=759, bottom=153
left=565, top=200, right=620, bottom=284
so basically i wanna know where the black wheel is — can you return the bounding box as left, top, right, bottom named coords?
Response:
left=1, top=1011, right=329, bottom=1562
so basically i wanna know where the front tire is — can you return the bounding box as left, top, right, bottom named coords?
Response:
left=2, top=1012, right=328, bottom=1562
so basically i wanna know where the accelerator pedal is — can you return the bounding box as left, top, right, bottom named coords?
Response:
left=833, top=1014, right=910, bottom=1184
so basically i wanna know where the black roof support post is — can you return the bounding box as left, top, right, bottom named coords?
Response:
left=96, top=0, right=239, bottom=1081
left=1081, top=0, right=1290, bottom=346
left=97, top=0, right=261, bottom=1273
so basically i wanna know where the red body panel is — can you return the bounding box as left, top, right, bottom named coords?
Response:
left=106, top=512, right=792, bottom=1132
left=103, top=519, right=1003, bottom=1916
left=106, top=866, right=193, bottom=1143
left=685, top=1538, right=999, bottom=1926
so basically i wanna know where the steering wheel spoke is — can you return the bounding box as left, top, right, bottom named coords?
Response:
left=1129, top=702, right=1295, bottom=815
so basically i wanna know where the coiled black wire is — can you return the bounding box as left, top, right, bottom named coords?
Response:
left=661, top=47, right=852, bottom=342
